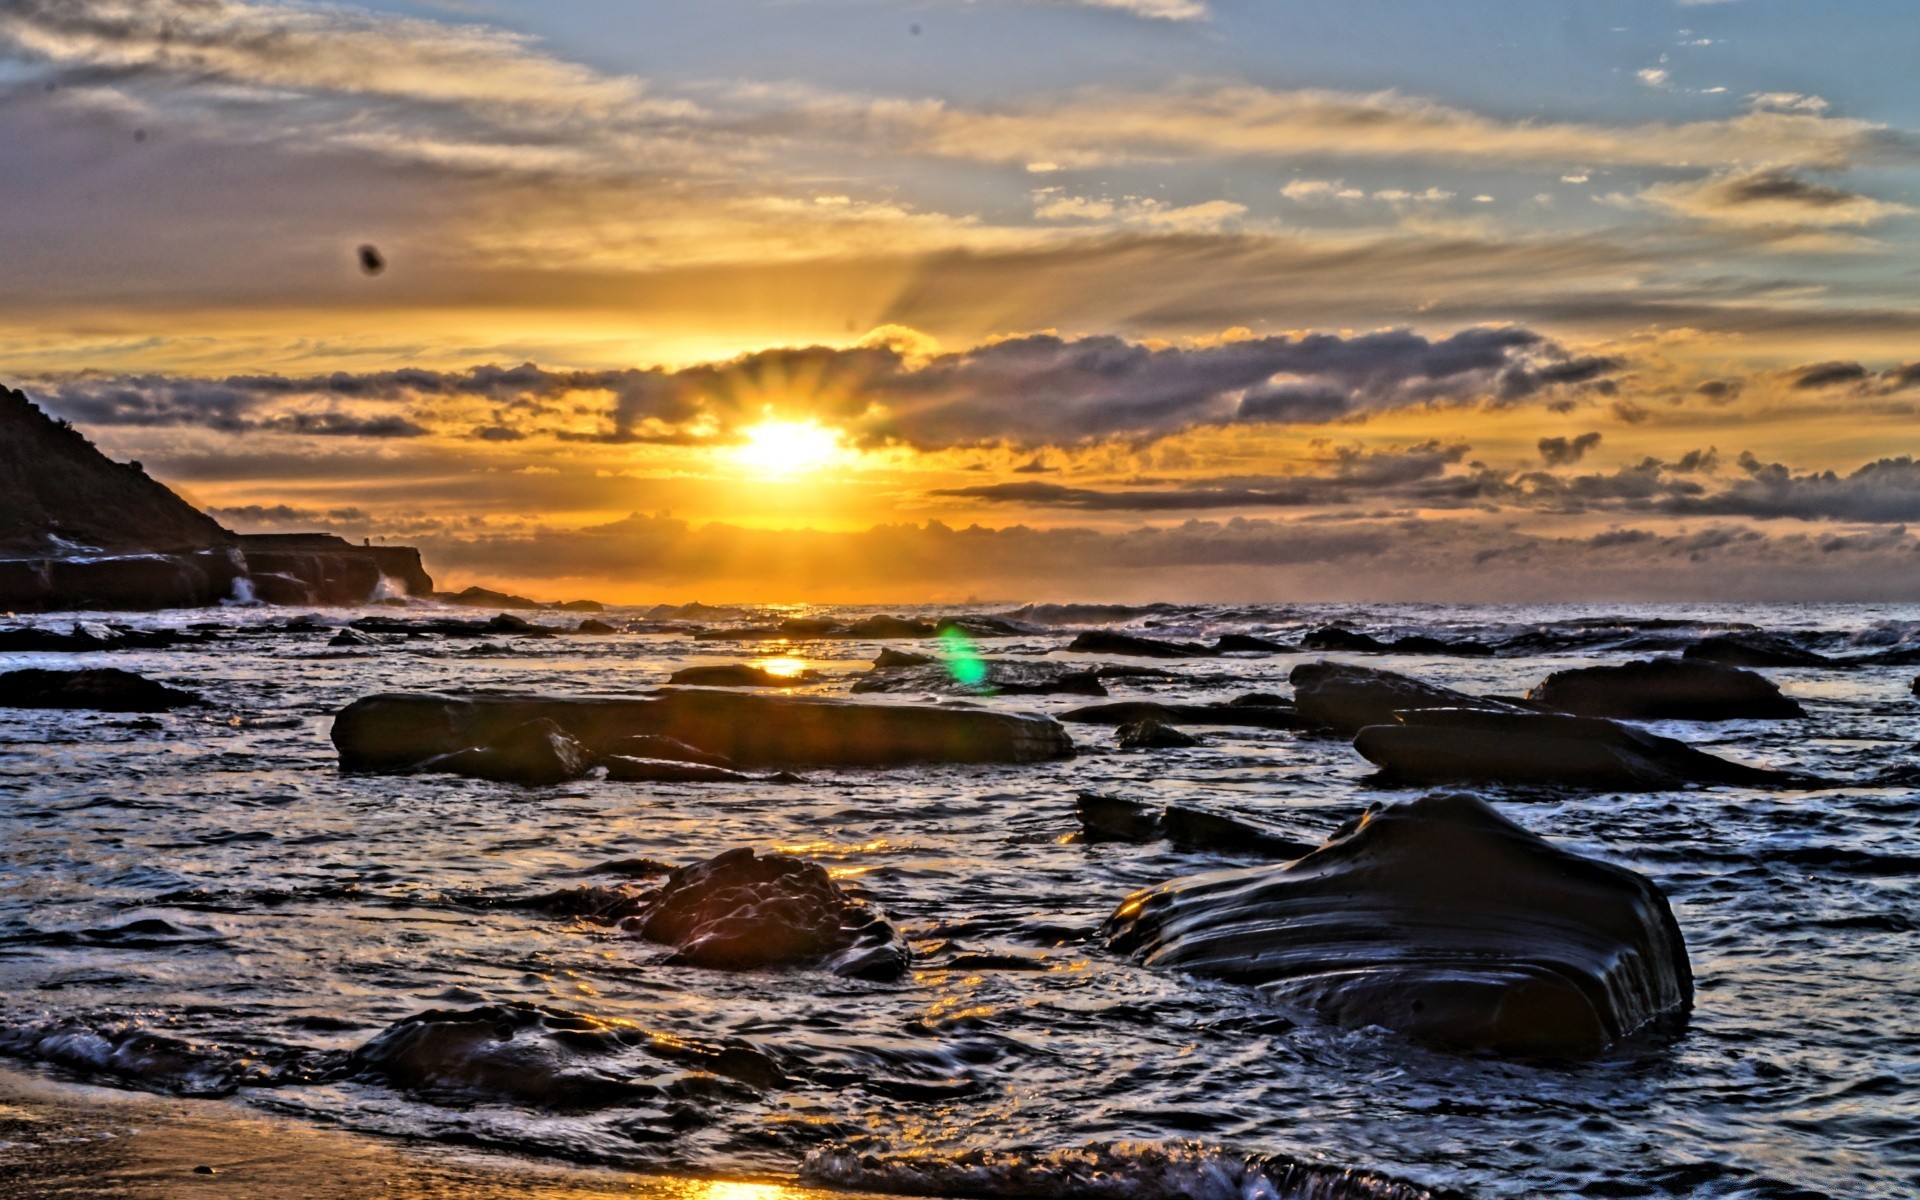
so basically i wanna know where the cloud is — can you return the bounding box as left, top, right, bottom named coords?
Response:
left=1638, top=168, right=1913, bottom=230
left=1538, top=431, right=1602, bottom=465
left=1790, top=361, right=1870, bottom=389
left=889, top=83, right=1909, bottom=173
left=27, top=325, right=1618, bottom=450
left=931, top=442, right=1475, bottom=510
left=1059, top=0, right=1209, bottom=19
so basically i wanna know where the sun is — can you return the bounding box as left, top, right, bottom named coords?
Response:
left=728, top=418, right=850, bottom=478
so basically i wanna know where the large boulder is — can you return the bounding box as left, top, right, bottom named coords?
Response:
left=625, top=847, right=909, bottom=979
left=1289, top=661, right=1525, bottom=736
left=1103, top=793, right=1694, bottom=1057
left=1529, top=657, right=1805, bottom=720
left=0, top=667, right=201, bottom=712
left=1351, top=708, right=1820, bottom=791
left=332, top=690, right=1075, bottom=771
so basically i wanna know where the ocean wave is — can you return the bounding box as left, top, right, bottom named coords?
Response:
left=801, top=1142, right=1468, bottom=1200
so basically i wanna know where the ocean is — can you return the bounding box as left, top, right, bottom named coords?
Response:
left=1, top=601, right=1915, bottom=1199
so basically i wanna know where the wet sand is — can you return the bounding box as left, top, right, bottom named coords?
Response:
left=0, top=1063, right=890, bottom=1200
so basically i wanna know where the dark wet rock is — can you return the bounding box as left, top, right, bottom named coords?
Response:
left=575, top=618, right=618, bottom=634
left=1212, top=633, right=1292, bottom=653
left=579, top=856, right=675, bottom=877
left=1289, top=661, right=1527, bottom=736
left=1353, top=708, right=1825, bottom=791
left=622, top=847, right=909, bottom=979
left=0, top=667, right=201, bottom=712
left=853, top=658, right=1106, bottom=697
left=483, top=612, right=555, bottom=636
left=1117, top=720, right=1200, bottom=749
left=1229, top=691, right=1288, bottom=707
left=554, top=599, right=605, bottom=612
left=332, top=690, right=1075, bottom=770
left=603, top=756, right=758, bottom=783
left=1104, top=792, right=1694, bottom=1056
left=328, top=628, right=381, bottom=647
left=1302, top=627, right=1493, bottom=657
left=1530, top=657, right=1805, bottom=721
left=873, top=648, right=937, bottom=668
left=602, top=734, right=738, bottom=768
left=415, top=718, right=593, bottom=786
left=846, top=614, right=938, bottom=639
left=438, top=585, right=542, bottom=609
left=1065, top=630, right=1215, bottom=658
left=1912, top=676, right=1920, bottom=697
left=1059, top=700, right=1298, bottom=729
left=0, top=622, right=208, bottom=652
left=1076, top=793, right=1164, bottom=843
left=1683, top=633, right=1832, bottom=669
left=670, top=663, right=823, bottom=688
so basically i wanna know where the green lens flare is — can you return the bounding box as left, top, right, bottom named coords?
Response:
left=939, top=627, right=989, bottom=688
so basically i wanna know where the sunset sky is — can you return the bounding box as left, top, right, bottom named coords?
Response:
left=4, top=0, right=1919, bottom=602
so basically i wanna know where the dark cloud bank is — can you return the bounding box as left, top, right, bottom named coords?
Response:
left=30, top=325, right=1618, bottom=449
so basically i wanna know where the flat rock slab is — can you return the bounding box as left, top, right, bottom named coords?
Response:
left=333, top=689, right=1075, bottom=770
left=1352, top=708, right=1822, bottom=791
left=1530, top=657, right=1805, bottom=720
left=1104, top=792, right=1694, bottom=1057
left=0, top=667, right=202, bottom=712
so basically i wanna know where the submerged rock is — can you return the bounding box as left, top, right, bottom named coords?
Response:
left=1352, top=708, right=1823, bottom=791
left=1289, top=661, right=1524, bottom=736
left=416, top=717, right=592, bottom=786
left=1529, top=658, right=1805, bottom=721
left=349, top=1004, right=662, bottom=1110
left=575, top=618, right=618, bottom=635
left=1064, top=631, right=1215, bottom=658
left=625, top=847, right=909, bottom=979
left=1104, top=792, right=1694, bottom=1057
left=332, top=689, right=1074, bottom=770
left=1059, top=699, right=1299, bottom=730
left=0, top=667, right=201, bottom=712
left=669, top=663, right=823, bottom=688
left=1075, top=793, right=1313, bottom=858
left=1116, top=719, right=1200, bottom=749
